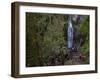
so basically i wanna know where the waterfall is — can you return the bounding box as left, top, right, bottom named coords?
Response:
left=67, top=16, right=73, bottom=49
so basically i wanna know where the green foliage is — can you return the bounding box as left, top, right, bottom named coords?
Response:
left=26, top=13, right=68, bottom=67
left=80, top=41, right=89, bottom=55
left=79, top=16, right=89, bottom=54
left=26, top=13, right=90, bottom=66
left=79, top=16, right=89, bottom=64
left=80, top=16, right=89, bottom=37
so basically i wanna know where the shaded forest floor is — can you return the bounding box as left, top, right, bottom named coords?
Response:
left=45, top=50, right=89, bottom=66
left=64, top=52, right=84, bottom=65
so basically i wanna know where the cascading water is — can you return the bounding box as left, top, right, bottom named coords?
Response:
left=67, top=16, right=74, bottom=49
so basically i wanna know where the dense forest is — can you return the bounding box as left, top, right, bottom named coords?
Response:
left=26, top=12, right=89, bottom=67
